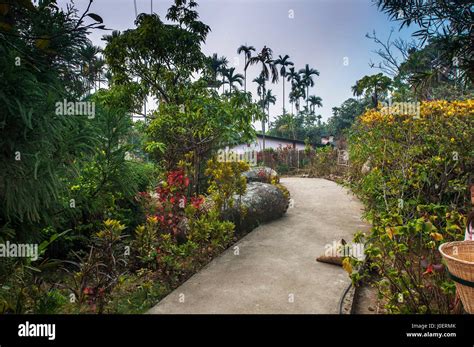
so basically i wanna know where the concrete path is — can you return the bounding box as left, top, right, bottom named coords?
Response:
left=148, top=178, right=369, bottom=314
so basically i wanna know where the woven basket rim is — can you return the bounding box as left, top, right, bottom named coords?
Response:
left=439, top=241, right=474, bottom=266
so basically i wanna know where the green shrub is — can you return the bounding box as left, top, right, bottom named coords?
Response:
left=347, top=100, right=474, bottom=313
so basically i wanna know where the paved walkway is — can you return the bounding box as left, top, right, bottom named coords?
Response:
left=148, top=178, right=369, bottom=314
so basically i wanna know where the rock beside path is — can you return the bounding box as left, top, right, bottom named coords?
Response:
left=242, top=166, right=278, bottom=183
left=223, top=182, right=289, bottom=234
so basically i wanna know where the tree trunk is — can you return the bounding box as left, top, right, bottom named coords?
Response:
left=244, top=57, right=247, bottom=93
left=262, top=84, right=266, bottom=150
left=282, top=78, right=285, bottom=114
left=306, top=86, right=309, bottom=110
left=193, top=148, right=200, bottom=195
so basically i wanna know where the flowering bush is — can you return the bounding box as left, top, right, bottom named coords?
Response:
left=205, top=159, right=249, bottom=211
left=65, top=219, right=128, bottom=314
left=132, top=167, right=235, bottom=284
left=348, top=99, right=474, bottom=313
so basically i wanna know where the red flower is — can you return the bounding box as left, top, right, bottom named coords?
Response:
left=83, top=287, right=94, bottom=295
left=423, top=264, right=434, bottom=275
left=191, top=196, right=204, bottom=209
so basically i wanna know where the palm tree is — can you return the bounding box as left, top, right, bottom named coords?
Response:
left=79, top=43, right=102, bottom=95
left=286, top=67, right=299, bottom=114
left=308, top=95, right=323, bottom=114
left=277, top=113, right=298, bottom=140
left=253, top=74, right=267, bottom=149
left=253, top=74, right=266, bottom=97
left=209, top=53, right=228, bottom=91
left=352, top=73, right=392, bottom=108
left=246, top=47, right=279, bottom=150
left=261, top=89, right=276, bottom=150
left=263, top=89, right=277, bottom=117
left=298, top=64, right=320, bottom=110
left=92, top=57, right=106, bottom=91
left=237, top=44, right=255, bottom=93
left=290, top=75, right=306, bottom=115
left=246, top=46, right=279, bottom=84
left=222, top=67, right=244, bottom=92
left=274, top=54, right=294, bottom=114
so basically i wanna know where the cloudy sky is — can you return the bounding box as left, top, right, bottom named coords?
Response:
left=60, top=0, right=418, bottom=128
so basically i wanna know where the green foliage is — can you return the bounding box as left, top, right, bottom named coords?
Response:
left=351, top=73, right=392, bottom=108
left=63, top=219, right=128, bottom=314
left=348, top=100, right=474, bottom=313
left=103, top=6, right=210, bottom=103
left=205, top=159, right=249, bottom=211
left=0, top=229, right=68, bottom=313
left=376, top=0, right=472, bottom=83
left=268, top=111, right=325, bottom=145
left=146, top=83, right=262, bottom=193
left=0, top=29, right=92, bottom=226
left=328, top=98, right=370, bottom=136
left=397, top=37, right=473, bottom=100
left=358, top=205, right=464, bottom=313
left=155, top=209, right=234, bottom=285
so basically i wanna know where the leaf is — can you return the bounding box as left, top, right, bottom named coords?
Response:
left=87, top=13, right=103, bottom=23
left=386, top=227, right=395, bottom=240
left=35, top=37, right=50, bottom=50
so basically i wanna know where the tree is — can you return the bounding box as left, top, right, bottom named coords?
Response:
left=352, top=73, right=392, bottom=107
left=286, top=67, right=299, bottom=114
left=308, top=95, right=323, bottom=114
left=289, top=74, right=306, bottom=115
left=375, top=0, right=473, bottom=83
left=222, top=67, right=244, bottom=93
left=103, top=4, right=210, bottom=105
left=298, top=64, right=320, bottom=110
left=237, top=44, right=255, bottom=93
left=80, top=43, right=102, bottom=94
left=246, top=46, right=279, bottom=148
left=205, top=53, right=227, bottom=90
left=253, top=74, right=267, bottom=149
left=262, top=89, right=276, bottom=136
left=274, top=54, right=294, bottom=114
left=366, top=29, right=417, bottom=77
left=246, top=46, right=279, bottom=84
left=146, top=81, right=263, bottom=194
left=271, top=113, right=298, bottom=140
left=327, top=98, right=369, bottom=136
left=0, top=0, right=105, bottom=230
left=397, top=37, right=473, bottom=100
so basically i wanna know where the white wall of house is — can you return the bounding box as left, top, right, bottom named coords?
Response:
left=229, top=136, right=306, bottom=154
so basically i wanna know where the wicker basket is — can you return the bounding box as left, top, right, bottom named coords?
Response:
left=439, top=241, right=474, bottom=313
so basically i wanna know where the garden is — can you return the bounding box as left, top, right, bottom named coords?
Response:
left=0, top=0, right=473, bottom=317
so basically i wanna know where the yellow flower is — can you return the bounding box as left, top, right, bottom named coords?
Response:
left=147, top=215, right=158, bottom=224
left=342, top=257, right=353, bottom=274
left=430, top=232, right=444, bottom=242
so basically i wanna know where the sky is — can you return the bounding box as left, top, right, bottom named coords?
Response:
left=59, top=0, right=418, bottom=128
